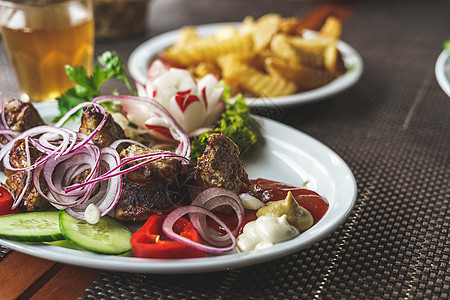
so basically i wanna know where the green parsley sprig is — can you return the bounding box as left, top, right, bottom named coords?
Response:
left=54, top=51, right=135, bottom=122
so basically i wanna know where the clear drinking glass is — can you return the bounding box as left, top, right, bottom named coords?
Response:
left=0, top=0, right=94, bottom=102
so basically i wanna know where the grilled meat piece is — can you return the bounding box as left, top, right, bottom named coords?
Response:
left=79, top=105, right=127, bottom=148
left=114, top=144, right=190, bottom=221
left=1, top=98, right=45, bottom=144
left=3, top=139, right=50, bottom=212
left=4, top=139, right=42, bottom=177
left=2, top=98, right=45, bottom=131
left=189, top=133, right=252, bottom=197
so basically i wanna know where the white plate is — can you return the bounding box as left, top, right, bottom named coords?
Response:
left=128, top=23, right=363, bottom=107
left=435, top=50, right=450, bottom=97
left=0, top=102, right=357, bottom=274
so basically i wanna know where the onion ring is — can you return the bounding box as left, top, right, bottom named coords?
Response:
left=190, top=187, right=244, bottom=247
left=163, top=205, right=236, bottom=253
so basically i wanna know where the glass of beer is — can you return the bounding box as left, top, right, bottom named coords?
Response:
left=0, top=0, right=94, bottom=102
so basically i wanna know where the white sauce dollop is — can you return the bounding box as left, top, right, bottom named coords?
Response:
left=85, top=203, right=101, bottom=224
left=236, top=214, right=299, bottom=252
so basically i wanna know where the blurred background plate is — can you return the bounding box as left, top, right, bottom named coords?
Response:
left=128, top=23, right=363, bottom=107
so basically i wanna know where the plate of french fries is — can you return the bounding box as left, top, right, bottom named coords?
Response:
left=128, top=14, right=363, bottom=106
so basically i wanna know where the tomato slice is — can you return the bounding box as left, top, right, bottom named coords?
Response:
left=0, top=187, right=20, bottom=216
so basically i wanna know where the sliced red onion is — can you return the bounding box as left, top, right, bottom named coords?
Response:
left=0, top=125, right=73, bottom=172
left=0, top=125, right=94, bottom=174
left=54, top=102, right=108, bottom=153
left=109, top=139, right=149, bottom=150
left=37, top=128, right=77, bottom=158
left=162, top=205, right=236, bottom=253
left=65, top=147, right=122, bottom=221
left=0, top=129, right=19, bottom=147
left=39, top=143, right=100, bottom=207
left=55, top=101, right=104, bottom=127
left=92, top=95, right=190, bottom=160
left=65, top=151, right=188, bottom=193
left=1, top=98, right=186, bottom=221
left=190, top=187, right=244, bottom=247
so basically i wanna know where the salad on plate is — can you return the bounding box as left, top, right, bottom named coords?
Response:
left=0, top=51, right=329, bottom=261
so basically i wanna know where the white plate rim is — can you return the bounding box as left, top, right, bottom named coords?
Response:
left=128, top=22, right=363, bottom=107
left=435, top=49, right=450, bottom=97
left=0, top=103, right=357, bottom=274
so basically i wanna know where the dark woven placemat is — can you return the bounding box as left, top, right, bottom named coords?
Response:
left=80, top=0, right=449, bottom=298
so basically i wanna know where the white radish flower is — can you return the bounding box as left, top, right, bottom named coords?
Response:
left=126, top=60, right=225, bottom=141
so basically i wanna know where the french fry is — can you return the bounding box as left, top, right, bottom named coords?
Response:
left=218, top=51, right=265, bottom=71
left=324, top=44, right=346, bottom=75
left=244, top=68, right=297, bottom=97
left=240, top=14, right=282, bottom=51
left=214, top=25, right=240, bottom=40
left=219, top=55, right=296, bottom=97
left=250, top=14, right=282, bottom=51
left=240, top=16, right=256, bottom=35
left=288, top=36, right=334, bottom=70
left=265, top=56, right=337, bottom=91
left=270, top=33, right=301, bottom=63
left=319, top=16, right=342, bottom=40
left=160, top=13, right=347, bottom=99
left=192, top=61, right=221, bottom=79
left=164, top=33, right=253, bottom=66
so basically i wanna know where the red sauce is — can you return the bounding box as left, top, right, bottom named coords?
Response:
left=210, top=209, right=257, bottom=235
left=251, top=178, right=329, bottom=224
left=209, top=178, right=329, bottom=235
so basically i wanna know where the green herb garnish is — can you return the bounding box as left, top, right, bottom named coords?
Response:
left=54, top=51, right=135, bottom=122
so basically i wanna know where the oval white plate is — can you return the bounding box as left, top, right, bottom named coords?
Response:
left=0, top=102, right=357, bottom=274
left=435, top=50, right=450, bottom=97
left=128, top=23, right=363, bottom=107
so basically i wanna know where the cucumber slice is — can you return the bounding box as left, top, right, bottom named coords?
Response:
left=0, top=211, right=64, bottom=242
left=59, top=211, right=132, bottom=255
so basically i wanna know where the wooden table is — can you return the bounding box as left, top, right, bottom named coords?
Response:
left=1, top=0, right=449, bottom=299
